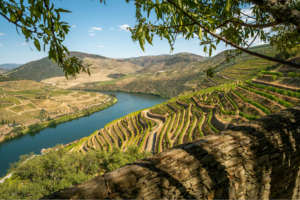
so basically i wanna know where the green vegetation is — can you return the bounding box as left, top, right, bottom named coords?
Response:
left=207, top=109, right=219, bottom=133
left=0, top=146, right=151, bottom=199
left=239, top=84, right=293, bottom=108
left=245, top=81, right=300, bottom=99
left=231, top=89, right=271, bottom=115
left=287, top=72, right=300, bottom=77
left=158, top=117, right=171, bottom=153
left=261, top=70, right=283, bottom=76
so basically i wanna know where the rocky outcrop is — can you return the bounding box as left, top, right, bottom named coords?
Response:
left=43, top=105, right=300, bottom=199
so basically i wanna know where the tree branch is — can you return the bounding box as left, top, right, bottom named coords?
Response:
left=249, top=0, right=300, bottom=33
left=166, top=0, right=300, bottom=69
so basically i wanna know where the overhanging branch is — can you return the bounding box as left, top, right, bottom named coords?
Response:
left=166, top=0, right=300, bottom=69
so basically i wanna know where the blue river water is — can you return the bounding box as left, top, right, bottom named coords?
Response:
left=0, top=91, right=167, bottom=177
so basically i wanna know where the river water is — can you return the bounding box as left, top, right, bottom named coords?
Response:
left=0, top=92, right=167, bottom=177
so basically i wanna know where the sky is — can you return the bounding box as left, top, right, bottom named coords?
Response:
left=0, top=1, right=267, bottom=64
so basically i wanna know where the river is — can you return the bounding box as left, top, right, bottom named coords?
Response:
left=0, top=92, right=167, bottom=177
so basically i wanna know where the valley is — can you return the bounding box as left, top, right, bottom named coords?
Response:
left=0, top=80, right=116, bottom=143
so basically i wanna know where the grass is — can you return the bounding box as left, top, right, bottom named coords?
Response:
left=1, top=97, right=21, bottom=105
left=10, top=106, right=25, bottom=113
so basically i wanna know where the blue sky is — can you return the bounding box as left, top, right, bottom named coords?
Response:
left=0, top=1, right=265, bottom=64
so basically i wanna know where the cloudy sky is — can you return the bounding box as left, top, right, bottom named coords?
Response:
left=0, top=1, right=266, bottom=64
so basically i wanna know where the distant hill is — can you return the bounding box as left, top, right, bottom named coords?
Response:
left=0, top=63, right=22, bottom=71
left=117, top=53, right=207, bottom=73
left=7, top=52, right=207, bottom=85
left=7, top=52, right=141, bottom=82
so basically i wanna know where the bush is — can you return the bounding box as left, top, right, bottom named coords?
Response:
left=287, top=72, right=300, bottom=77
left=271, top=75, right=277, bottom=80
left=261, top=70, right=283, bottom=76
left=257, top=72, right=263, bottom=78
left=48, top=120, right=57, bottom=128
left=28, top=122, right=42, bottom=132
left=239, top=111, right=259, bottom=120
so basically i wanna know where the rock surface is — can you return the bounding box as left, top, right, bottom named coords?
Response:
left=42, top=105, right=300, bottom=199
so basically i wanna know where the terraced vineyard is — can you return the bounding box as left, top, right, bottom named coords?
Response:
left=66, top=80, right=300, bottom=154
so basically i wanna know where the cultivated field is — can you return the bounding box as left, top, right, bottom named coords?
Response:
left=66, top=75, right=300, bottom=155
left=0, top=80, right=109, bottom=137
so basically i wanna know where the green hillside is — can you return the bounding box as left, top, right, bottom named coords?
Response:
left=7, top=52, right=108, bottom=82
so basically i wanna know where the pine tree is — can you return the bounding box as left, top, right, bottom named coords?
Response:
left=1, top=119, right=3, bottom=125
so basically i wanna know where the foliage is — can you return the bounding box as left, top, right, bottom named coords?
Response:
left=120, top=0, right=300, bottom=78
left=28, top=122, right=43, bottom=132
left=287, top=72, right=300, bottom=77
left=245, top=81, right=300, bottom=99
left=231, top=89, right=271, bottom=115
left=178, top=105, right=191, bottom=145
left=271, top=75, right=277, bottom=80
left=239, top=84, right=293, bottom=108
left=0, top=146, right=151, bottom=199
left=158, top=116, right=171, bottom=153
left=239, top=111, right=259, bottom=120
left=0, top=0, right=90, bottom=78
left=261, top=70, right=283, bottom=76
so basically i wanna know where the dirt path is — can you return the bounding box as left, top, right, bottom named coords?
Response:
left=217, top=72, right=236, bottom=80
left=142, top=110, right=164, bottom=153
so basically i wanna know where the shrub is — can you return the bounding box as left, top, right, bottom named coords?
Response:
left=257, top=72, right=263, bottom=78
left=48, top=120, right=57, bottom=128
left=287, top=72, right=300, bottom=77
left=239, top=112, right=259, bottom=120
left=271, top=75, right=277, bottom=80
left=261, top=70, right=283, bottom=76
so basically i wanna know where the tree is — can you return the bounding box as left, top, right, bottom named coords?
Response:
left=1, top=0, right=300, bottom=79
left=1, top=119, right=4, bottom=125
left=119, top=0, right=300, bottom=78
left=0, top=0, right=91, bottom=78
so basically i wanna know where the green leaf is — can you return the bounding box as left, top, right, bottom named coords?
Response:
left=226, top=0, right=231, bottom=12
left=209, top=46, right=212, bottom=57
left=55, top=8, right=71, bottom=13
left=10, top=14, right=16, bottom=22
left=198, top=27, right=202, bottom=40
left=34, top=39, right=41, bottom=51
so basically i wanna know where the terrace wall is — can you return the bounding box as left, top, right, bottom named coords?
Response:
left=147, top=110, right=167, bottom=122
left=43, top=105, right=300, bottom=200
left=251, top=80, right=299, bottom=92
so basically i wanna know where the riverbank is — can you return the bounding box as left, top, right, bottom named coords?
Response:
left=0, top=97, right=118, bottom=144
left=73, top=88, right=170, bottom=99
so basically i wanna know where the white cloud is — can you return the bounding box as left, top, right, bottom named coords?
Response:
left=72, top=25, right=76, bottom=28
left=99, top=45, right=105, bottom=48
left=88, top=44, right=92, bottom=46
left=118, top=24, right=130, bottom=31
left=0, top=44, right=2, bottom=46
left=21, top=43, right=27, bottom=45
left=241, top=7, right=253, bottom=16
left=110, top=28, right=114, bottom=30
left=0, top=33, right=5, bottom=36
left=90, top=34, right=95, bottom=36
left=88, top=30, right=94, bottom=32
left=15, top=44, right=19, bottom=46
left=215, top=28, right=221, bottom=34
left=141, top=54, right=148, bottom=56
left=91, top=27, right=102, bottom=31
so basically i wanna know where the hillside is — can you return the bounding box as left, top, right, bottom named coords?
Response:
left=72, top=44, right=285, bottom=98
left=117, top=52, right=207, bottom=73
left=0, top=63, right=22, bottom=71
left=7, top=52, right=142, bottom=83
left=0, top=80, right=114, bottom=142
left=3, top=67, right=300, bottom=198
